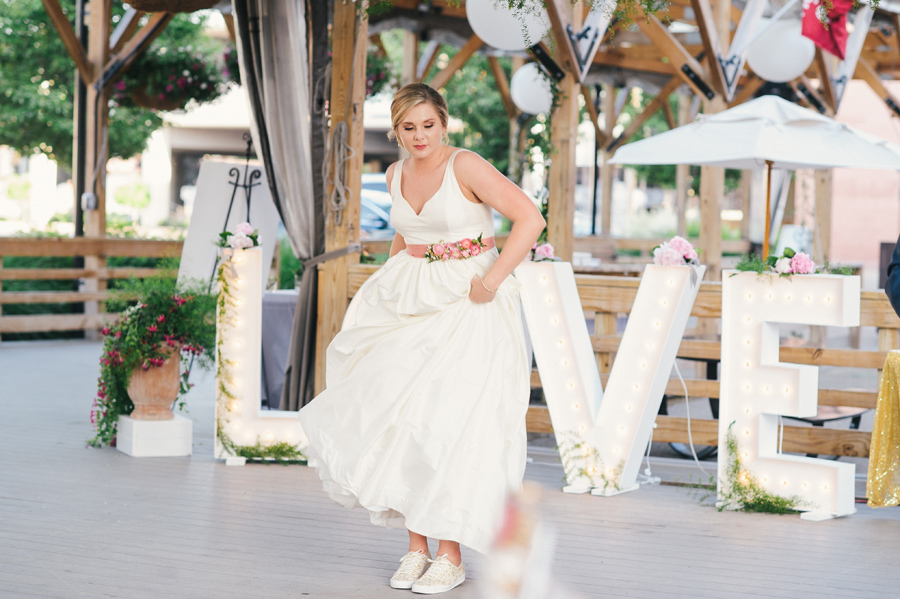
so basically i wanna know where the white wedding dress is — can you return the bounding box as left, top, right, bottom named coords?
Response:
left=299, top=149, right=530, bottom=554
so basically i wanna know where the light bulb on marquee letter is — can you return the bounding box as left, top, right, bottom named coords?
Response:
left=719, top=271, right=860, bottom=520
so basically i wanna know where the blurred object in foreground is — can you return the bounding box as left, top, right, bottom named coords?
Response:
left=482, top=482, right=584, bottom=599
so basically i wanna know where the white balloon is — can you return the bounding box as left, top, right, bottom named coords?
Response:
left=746, top=19, right=815, bottom=83
left=466, top=0, right=550, bottom=51
left=510, top=62, right=553, bottom=115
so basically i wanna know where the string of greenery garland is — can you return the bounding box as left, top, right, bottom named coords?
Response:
left=558, top=430, right=624, bottom=493
left=215, top=255, right=306, bottom=464
left=716, top=422, right=812, bottom=514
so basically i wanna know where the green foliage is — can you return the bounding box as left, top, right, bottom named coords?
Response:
left=113, top=18, right=234, bottom=112
left=733, top=252, right=771, bottom=275
left=113, top=182, right=151, bottom=210
left=717, top=422, right=809, bottom=514
left=366, top=45, right=396, bottom=98
left=279, top=239, right=303, bottom=290
left=5, top=176, right=30, bottom=201
left=231, top=441, right=306, bottom=463
left=88, top=266, right=216, bottom=447
left=557, top=430, right=623, bottom=493
left=0, top=0, right=233, bottom=167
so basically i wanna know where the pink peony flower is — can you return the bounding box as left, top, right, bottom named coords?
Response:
left=653, top=245, right=684, bottom=266
left=471, top=245, right=481, bottom=256
left=235, top=222, right=255, bottom=236
left=460, top=238, right=472, bottom=250
left=534, top=243, right=555, bottom=260
left=790, top=252, right=815, bottom=274
left=432, top=244, right=446, bottom=256
left=441, top=253, right=449, bottom=261
left=228, top=233, right=254, bottom=249
left=669, top=236, right=697, bottom=260
left=450, top=245, right=461, bottom=257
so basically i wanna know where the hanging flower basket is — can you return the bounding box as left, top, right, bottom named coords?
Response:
left=130, top=85, right=184, bottom=112
left=127, top=0, right=218, bottom=13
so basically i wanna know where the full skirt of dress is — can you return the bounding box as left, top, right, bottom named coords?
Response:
left=299, top=248, right=529, bottom=555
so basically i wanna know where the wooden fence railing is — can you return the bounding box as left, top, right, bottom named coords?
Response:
left=0, top=237, right=183, bottom=337
left=348, top=264, right=900, bottom=457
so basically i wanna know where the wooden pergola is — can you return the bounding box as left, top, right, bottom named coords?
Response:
left=27, top=0, right=900, bottom=394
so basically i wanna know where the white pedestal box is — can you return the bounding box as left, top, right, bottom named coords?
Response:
left=116, top=414, right=193, bottom=458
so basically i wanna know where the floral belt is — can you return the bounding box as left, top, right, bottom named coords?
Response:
left=406, top=235, right=495, bottom=262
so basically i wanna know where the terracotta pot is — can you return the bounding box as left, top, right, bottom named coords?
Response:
left=127, top=348, right=181, bottom=421
left=127, top=0, right=218, bottom=13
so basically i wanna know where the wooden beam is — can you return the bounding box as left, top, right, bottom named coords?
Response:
left=0, top=267, right=159, bottom=281
left=370, top=33, right=388, bottom=58
left=0, top=237, right=182, bottom=257
left=729, top=74, right=765, bottom=107
left=689, top=0, right=728, bottom=97
left=662, top=98, right=677, bottom=130
left=488, top=57, right=517, bottom=120
left=0, top=313, right=115, bottom=334
left=855, top=58, right=900, bottom=119
left=581, top=84, right=609, bottom=147
left=102, top=12, right=174, bottom=91
left=544, top=0, right=582, bottom=79
left=316, top=2, right=367, bottom=394
left=427, top=34, right=483, bottom=90
left=593, top=53, right=680, bottom=76
left=814, top=169, right=833, bottom=263
left=41, top=0, right=94, bottom=84
left=416, top=39, right=440, bottom=82
left=633, top=7, right=716, bottom=100
left=109, top=8, right=144, bottom=55
left=606, top=76, right=682, bottom=153
left=223, top=13, right=236, bottom=44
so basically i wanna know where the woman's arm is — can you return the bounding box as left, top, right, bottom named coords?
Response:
left=455, top=151, right=546, bottom=302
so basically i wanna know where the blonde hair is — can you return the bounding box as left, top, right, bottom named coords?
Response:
left=387, top=83, right=450, bottom=147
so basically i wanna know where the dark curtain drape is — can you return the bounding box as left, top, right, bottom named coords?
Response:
left=232, top=0, right=324, bottom=410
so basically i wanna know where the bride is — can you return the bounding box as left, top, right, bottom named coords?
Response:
left=299, top=82, right=545, bottom=595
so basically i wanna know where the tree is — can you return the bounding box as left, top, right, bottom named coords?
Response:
left=0, top=0, right=229, bottom=169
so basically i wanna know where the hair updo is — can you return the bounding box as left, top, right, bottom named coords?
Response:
left=387, top=83, right=450, bottom=147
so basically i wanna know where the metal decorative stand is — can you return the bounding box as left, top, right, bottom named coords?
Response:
left=207, top=132, right=263, bottom=291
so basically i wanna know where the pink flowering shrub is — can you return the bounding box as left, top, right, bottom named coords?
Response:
left=89, top=273, right=216, bottom=449
left=533, top=243, right=556, bottom=261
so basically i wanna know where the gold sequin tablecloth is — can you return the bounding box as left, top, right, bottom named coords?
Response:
left=867, top=350, right=900, bottom=507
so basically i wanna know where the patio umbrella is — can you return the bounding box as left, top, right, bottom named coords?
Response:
left=609, top=95, right=900, bottom=257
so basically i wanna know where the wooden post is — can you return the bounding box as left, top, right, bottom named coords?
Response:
left=315, top=1, right=367, bottom=394
left=547, top=72, right=579, bottom=261
left=814, top=169, right=833, bottom=263
left=675, top=94, right=690, bottom=238
left=739, top=170, right=751, bottom=241
left=508, top=57, right=525, bottom=184
left=600, top=86, right=615, bottom=236
left=82, top=0, right=112, bottom=337
left=402, top=30, right=418, bottom=85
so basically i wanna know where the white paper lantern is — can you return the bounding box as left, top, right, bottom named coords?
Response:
left=466, top=0, right=550, bottom=51
left=746, top=19, right=815, bottom=83
left=510, top=62, right=554, bottom=115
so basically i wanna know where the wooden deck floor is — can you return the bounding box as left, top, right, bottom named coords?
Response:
left=2, top=340, right=899, bottom=599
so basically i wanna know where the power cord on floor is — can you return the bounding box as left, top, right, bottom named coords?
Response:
left=674, top=362, right=711, bottom=478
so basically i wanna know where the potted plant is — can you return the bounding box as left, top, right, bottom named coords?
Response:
left=89, top=267, right=216, bottom=447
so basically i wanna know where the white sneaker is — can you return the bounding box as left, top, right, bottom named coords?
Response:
left=390, top=550, right=431, bottom=589
left=411, top=554, right=465, bottom=594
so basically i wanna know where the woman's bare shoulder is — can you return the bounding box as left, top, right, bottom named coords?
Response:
left=385, top=161, right=399, bottom=189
